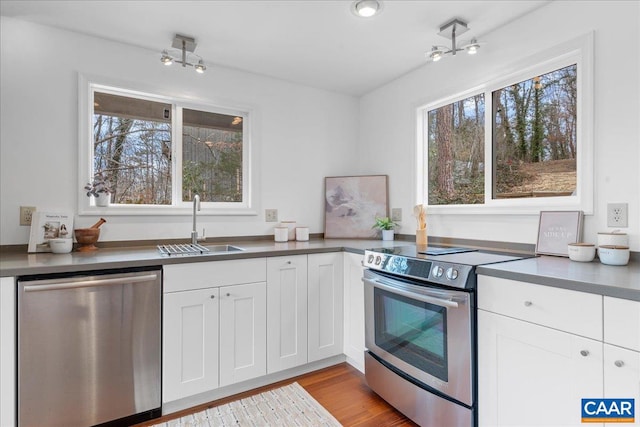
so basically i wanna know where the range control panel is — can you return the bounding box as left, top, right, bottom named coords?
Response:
left=363, top=250, right=474, bottom=289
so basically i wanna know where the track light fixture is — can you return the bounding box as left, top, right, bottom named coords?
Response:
left=160, top=34, right=206, bottom=74
left=426, top=19, right=482, bottom=62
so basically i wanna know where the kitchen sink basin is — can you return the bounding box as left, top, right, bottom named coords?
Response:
left=158, top=243, right=245, bottom=256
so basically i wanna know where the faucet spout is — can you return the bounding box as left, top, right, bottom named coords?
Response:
left=191, top=194, right=200, bottom=245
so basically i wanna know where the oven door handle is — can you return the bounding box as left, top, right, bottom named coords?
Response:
left=364, top=277, right=459, bottom=308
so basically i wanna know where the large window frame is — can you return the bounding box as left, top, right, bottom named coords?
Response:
left=416, top=34, right=594, bottom=215
left=78, top=75, right=257, bottom=216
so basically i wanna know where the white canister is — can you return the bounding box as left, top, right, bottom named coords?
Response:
left=274, top=226, right=288, bottom=242
left=295, top=227, right=309, bottom=241
left=597, top=232, right=628, bottom=247
left=280, top=221, right=296, bottom=240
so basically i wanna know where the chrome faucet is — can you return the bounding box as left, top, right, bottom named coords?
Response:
left=191, top=194, right=200, bottom=245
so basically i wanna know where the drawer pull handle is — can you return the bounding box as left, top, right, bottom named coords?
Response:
left=524, top=301, right=533, bottom=307
left=614, top=360, right=625, bottom=368
left=580, top=350, right=589, bottom=357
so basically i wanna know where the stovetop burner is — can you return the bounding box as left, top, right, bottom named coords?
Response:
left=364, top=245, right=531, bottom=289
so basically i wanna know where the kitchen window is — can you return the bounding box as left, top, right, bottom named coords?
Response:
left=79, top=79, right=255, bottom=215
left=417, top=34, right=593, bottom=214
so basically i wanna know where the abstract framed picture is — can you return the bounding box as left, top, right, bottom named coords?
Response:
left=324, top=175, right=389, bottom=239
left=535, top=210, right=584, bottom=256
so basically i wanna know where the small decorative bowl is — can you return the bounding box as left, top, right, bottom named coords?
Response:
left=598, top=245, right=630, bottom=266
left=49, top=238, right=73, bottom=254
left=74, top=228, right=100, bottom=252
left=567, top=243, right=595, bottom=262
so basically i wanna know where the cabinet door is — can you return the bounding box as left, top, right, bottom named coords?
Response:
left=219, top=282, right=267, bottom=386
left=266, top=255, right=308, bottom=374
left=604, top=344, right=640, bottom=426
left=343, top=252, right=365, bottom=372
left=1, top=277, right=15, bottom=427
left=308, top=252, right=344, bottom=362
left=479, top=310, right=603, bottom=427
left=163, top=287, right=219, bottom=403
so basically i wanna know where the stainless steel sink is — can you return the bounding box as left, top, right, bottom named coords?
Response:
left=158, top=243, right=244, bottom=256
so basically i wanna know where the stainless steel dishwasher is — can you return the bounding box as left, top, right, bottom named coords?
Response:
left=17, top=267, right=162, bottom=427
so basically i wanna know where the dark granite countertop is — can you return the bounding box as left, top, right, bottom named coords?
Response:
left=2, top=239, right=638, bottom=301
left=477, top=255, right=640, bottom=301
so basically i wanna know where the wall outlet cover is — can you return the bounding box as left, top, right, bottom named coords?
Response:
left=391, top=208, right=402, bottom=222
left=265, top=209, right=278, bottom=223
left=607, top=203, right=628, bottom=228
left=20, top=206, right=36, bottom=226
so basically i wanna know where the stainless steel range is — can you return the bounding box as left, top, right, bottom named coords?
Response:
left=363, top=245, right=529, bottom=427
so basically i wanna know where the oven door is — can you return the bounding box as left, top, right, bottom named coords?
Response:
left=364, top=269, right=473, bottom=406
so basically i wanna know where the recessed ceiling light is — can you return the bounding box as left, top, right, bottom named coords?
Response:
left=352, top=0, right=382, bottom=18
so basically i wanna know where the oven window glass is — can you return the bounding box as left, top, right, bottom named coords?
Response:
left=374, top=287, right=448, bottom=382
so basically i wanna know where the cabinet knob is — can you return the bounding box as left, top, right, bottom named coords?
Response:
left=524, top=301, right=533, bottom=307
left=226, top=292, right=231, bottom=297
left=614, top=360, right=625, bottom=368
left=287, top=261, right=292, bottom=264
left=210, top=295, right=215, bottom=299
left=580, top=350, right=589, bottom=357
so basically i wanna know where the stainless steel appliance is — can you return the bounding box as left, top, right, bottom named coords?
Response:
left=363, top=246, right=528, bottom=427
left=18, top=267, right=162, bottom=427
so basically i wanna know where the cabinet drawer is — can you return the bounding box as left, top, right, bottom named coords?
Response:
left=164, top=258, right=266, bottom=292
left=604, top=297, right=640, bottom=351
left=478, top=276, right=602, bottom=340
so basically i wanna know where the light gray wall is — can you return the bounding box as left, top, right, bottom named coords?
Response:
left=0, top=17, right=360, bottom=245
left=358, top=0, right=640, bottom=250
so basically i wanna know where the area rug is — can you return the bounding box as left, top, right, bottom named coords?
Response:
left=151, top=382, right=342, bottom=426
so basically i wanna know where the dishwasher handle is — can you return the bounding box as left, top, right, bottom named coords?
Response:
left=22, top=273, right=159, bottom=292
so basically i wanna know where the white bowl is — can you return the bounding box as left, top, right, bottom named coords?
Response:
left=49, top=238, right=73, bottom=254
left=567, top=243, right=595, bottom=262
left=597, top=232, right=628, bottom=247
left=598, top=245, right=630, bottom=266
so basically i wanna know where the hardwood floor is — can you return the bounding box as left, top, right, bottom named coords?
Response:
left=134, top=363, right=417, bottom=426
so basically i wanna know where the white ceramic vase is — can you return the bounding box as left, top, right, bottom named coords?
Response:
left=95, top=193, right=110, bottom=207
left=382, top=229, right=394, bottom=241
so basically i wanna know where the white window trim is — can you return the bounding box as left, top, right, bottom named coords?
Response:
left=78, top=74, right=258, bottom=216
left=416, top=33, right=594, bottom=215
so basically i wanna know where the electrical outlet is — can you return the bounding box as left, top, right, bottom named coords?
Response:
left=391, top=208, right=402, bottom=222
left=265, top=209, right=278, bottom=223
left=607, top=203, right=628, bottom=228
left=20, top=206, right=36, bottom=226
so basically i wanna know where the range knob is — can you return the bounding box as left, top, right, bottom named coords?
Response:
left=367, top=254, right=375, bottom=264
left=432, top=265, right=444, bottom=278
left=446, top=268, right=459, bottom=280
left=374, top=255, right=382, bottom=266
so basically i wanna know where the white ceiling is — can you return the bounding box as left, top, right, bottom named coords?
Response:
left=0, top=0, right=550, bottom=96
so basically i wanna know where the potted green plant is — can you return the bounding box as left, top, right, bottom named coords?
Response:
left=84, top=173, right=112, bottom=207
left=372, top=216, right=397, bottom=241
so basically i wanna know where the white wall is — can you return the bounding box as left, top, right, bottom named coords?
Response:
left=358, top=0, right=640, bottom=251
left=0, top=17, right=359, bottom=245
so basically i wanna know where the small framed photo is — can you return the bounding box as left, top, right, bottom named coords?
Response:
left=535, top=210, right=584, bottom=256
left=28, top=211, right=74, bottom=253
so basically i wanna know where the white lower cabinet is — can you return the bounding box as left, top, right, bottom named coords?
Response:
left=0, top=277, right=15, bottom=427
left=308, top=252, right=344, bottom=362
left=343, top=252, right=365, bottom=372
left=163, top=259, right=267, bottom=404
left=478, top=275, right=605, bottom=427
left=478, top=310, right=603, bottom=427
left=219, top=282, right=267, bottom=386
left=163, top=287, right=220, bottom=403
left=266, top=255, right=308, bottom=374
